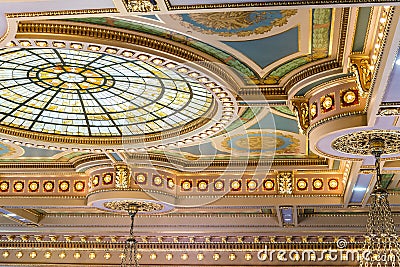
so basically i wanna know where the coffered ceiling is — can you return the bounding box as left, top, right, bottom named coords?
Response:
left=0, top=0, right=399, bottom=266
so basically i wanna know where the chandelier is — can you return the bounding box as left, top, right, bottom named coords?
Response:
left=360, top=138, right=400, bottom=266
left=126, top=0, right=156, bottom=12
left=121, top=204, right=140, bottom=267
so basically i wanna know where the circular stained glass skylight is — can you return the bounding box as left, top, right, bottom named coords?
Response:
left=0, top=48, right=214, bottom=137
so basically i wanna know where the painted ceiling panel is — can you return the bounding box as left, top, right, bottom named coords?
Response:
left=352, top=7, right=371, bottom=53
left=170, top=10, right=297, bottom=37
left=222, top=26, right=299, bottom=69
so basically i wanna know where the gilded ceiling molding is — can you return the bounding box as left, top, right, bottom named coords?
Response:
left=0, top=162, right=79, bottom=170
left=239, top=6, right=347, bottom=97
left=377, top=107, right=400, bottom=116
left=291, top=99, right=310, bottom=134
left=291, top=72, right=367, bottom=139
left=0, top=235, right=363, bottom=248
left=283, top=8, right=349, bottom=97
left=6, top=8, right=118, bottom=18
left=86, top=187, right=342, bottom=200
left=237, top=86, right=286, bottom=98
left=0, top=154, right=107, bottom=171
left=0, top=154, right=328, bottom=174
left=349, top=55, right=372, bottom=95
left=0, top=178, right=87, bottom=195
left=86, top=167, right=341, bottom=197
left=0, top=242, right=362, bottom=266
left=284, top=61, right=341, bottom=94
left=363, top=6, right=394, bottom=111
left=122, top=158, right=327, bottom=174
left=126, top=153, right=328, bottom=170
left=164, top=0, right=396, bottom=11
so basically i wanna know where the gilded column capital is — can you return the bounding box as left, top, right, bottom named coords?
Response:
left=292, top=99, right=310, bottom=134
left=349, top=55, right=372, bottom=95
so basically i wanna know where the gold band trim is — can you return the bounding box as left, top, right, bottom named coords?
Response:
left=6, top=8, right=118, bottom=18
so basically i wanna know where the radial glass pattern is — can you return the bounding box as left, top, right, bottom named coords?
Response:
left=0, top=48, right=213, bottom=137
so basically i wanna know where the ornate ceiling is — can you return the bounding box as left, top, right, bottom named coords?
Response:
left=0, top=0, right=399, bottom=266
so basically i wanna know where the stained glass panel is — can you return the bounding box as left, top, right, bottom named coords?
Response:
left=0, top=48, right=214, bottom=137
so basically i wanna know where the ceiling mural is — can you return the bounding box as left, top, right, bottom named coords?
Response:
left=170, top=10, right=297, bottom=37
left=222, top=26, right=300, bottom=69
left=214, top=130, right=304, bottom=155
left=263, top=8, right=332, bottom=84
left=153, top=107, right=304, bottom=159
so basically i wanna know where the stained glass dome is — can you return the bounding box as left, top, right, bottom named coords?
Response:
left=0, top=48, right=214, bottom=137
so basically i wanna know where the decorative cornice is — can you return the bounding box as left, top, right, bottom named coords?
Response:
left=165, top=0, right=396, bottom=11
left=0, top=239, right=363, bottom=250
left=0, top=154, right=107, bottom=170
left=6, top=8, right=118, bottom=18
left=127, top=153, right=328, bottom=170
left=16, top=22, right=216, bottom=70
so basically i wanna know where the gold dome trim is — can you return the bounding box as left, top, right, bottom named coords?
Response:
left=7, top=8, right=118, bottom=18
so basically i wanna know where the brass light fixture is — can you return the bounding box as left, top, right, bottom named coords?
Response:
left=121, top=204, right=140, bottom=267
left=360, top=138, right=400, bottom=266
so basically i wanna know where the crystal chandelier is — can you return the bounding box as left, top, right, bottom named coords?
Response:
left=126, top=0, right=156, bottom=12
left=121, top=204, right=140, bottom=267
left=360, top=138, right=400, bottom=266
